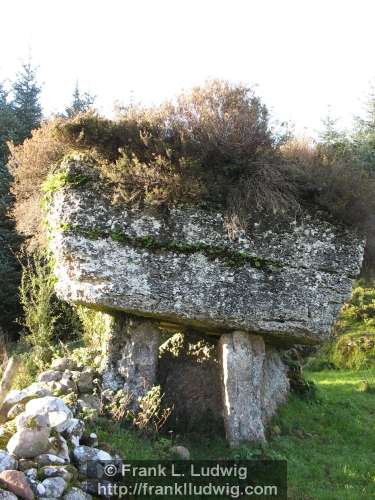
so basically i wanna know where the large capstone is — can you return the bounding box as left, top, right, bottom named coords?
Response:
left=47, top=158, right=365, bottom=346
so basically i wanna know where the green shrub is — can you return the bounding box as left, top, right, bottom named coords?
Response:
left=76, top=306, right=109, bottom=351
left=306, top=284, right=375, bottom=371
left=329, top=332, right=375, bottom=370
left=19, top=252, right=81, bottom=371
left=341, top=286, right=375, bottom=326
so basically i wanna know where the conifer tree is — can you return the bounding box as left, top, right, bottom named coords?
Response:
left=12, top=61, right=42, bottom=143
left=0, top=82, right=17, bottom=163
left=0, top=82, right=21, bottom=335
left=65, top=81, right=95, bottom=117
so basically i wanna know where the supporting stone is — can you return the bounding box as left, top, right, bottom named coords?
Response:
left=117, top=317, right=160, bottom=406
left=219, top=332, right=266, bottom=446
left=219, top=331, right=289, bottom=447
left=99, top=312, right=128, bottom=391
left=261, top=348, right=290, bottom=424
left=99, top=312, right=160, bottom=407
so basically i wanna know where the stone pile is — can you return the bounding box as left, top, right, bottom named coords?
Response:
left=0, top=358, right=117, bottom=499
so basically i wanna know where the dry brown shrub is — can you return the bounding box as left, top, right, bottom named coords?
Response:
left=8, top=119, right=70, bottom=248
left=8, top=84, right=375, bottom=273
left=115, top=79, right=273, bottom=169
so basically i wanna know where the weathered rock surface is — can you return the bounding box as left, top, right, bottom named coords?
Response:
left=18, top=397, right=73, bottom=433
left=0, top=488, right=18, bottom=499
left=0, top=470, right=34, bottom=500
left=100, top=315, right=160, bottom=398
left=63, top=487, right=92, bottom=500
left=40, top=476, right=67, bottom=498
left=3, top=385, right=52, bottom=413
left=219, top=331, right=289, bottom=446
left=47, top=159, right=365, bottom=345
left=7, top=428, right=51, bottom=459
left=0, top=452, right=18, bottom=474
left=170, top=446, right=190, bottom=460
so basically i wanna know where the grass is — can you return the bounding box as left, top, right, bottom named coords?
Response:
left=94, top=369, right=375, bottom=499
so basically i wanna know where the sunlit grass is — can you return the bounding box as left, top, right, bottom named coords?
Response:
left=96, top=369, right=375, bottom=499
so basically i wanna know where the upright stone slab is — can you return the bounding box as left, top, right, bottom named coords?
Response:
left=99, top=313, right=160, bottom=406
left=219, top=332, right=266, bottom=446
left=117, top=318, right=160, bottom=406
left=99, top=312, right=127, bottom=391
left=219, top=331, right=289, bottom=446
left=261, top=348, right=290, bottom=424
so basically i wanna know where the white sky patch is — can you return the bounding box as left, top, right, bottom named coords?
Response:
left=1, top=0, right=374, bottom=136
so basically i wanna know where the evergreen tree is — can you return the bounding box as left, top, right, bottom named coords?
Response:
left=319, top=113, right=342, bottom=145
left=65, top=82, right=95, bottom=117
left=0, top=82, right=17, bottom=163
left=0, top=60, right=42, bottom=336
left=318, top=111, right=350, bottom=163
left=351, top=86, right=375, bottom=171
left=0, top=81, right=21, bottom=336
left=0, top=162, right=21, bottom=336
left=12, top=61, right=42, bottom=143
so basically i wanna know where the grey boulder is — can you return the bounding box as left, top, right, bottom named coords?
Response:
left=7, top=427, right=50, bottom=459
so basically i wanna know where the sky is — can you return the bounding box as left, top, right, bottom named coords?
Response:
left=1, top=0, right=375, bottom=136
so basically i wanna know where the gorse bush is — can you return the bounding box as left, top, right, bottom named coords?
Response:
left=19, top=252, right=82, bottom=371
left=341, top=286, right=375, bottom=326
left=306, top=283, right=375, bottom=370
left=329, top=332, right=375, bottom=370
left=19, top=254, right=58, bottom=371
left=76, top=306, right=110, bottom=351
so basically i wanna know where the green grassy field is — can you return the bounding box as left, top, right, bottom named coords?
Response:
left=94, top=369, right=375, bottom=499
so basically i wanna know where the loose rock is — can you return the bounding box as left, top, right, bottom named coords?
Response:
left=170, top=446, right=190, bottom=460
left=0, top=451, right=17, bottom=473
left=77, top=371, right=94, bottom=394
left=21, top=397, right=73, bottom=433
left=51, top=359, right=77, bottom=372
left=34, top=454, right=66, bottom=467
left=40, top=476, right=67, bottom=498
left=18, top=460, right=37, bottom=472
left=7, top=403, right=25, bottom=420
left=64, top=487, right=92, bottom=500
left=47, top=435, right=70, bottom=463
left=62, top=419, right=85, bottom=447
left=0, top=488, right=18, bottom=499
left=3, top=384, right=52, bottom=410
left=7, top=427, right=50, bottom=459
left=41, top=465, right=75, bottom=482
left=0, top=470, right=34, bottom=500
left=37, top=371, right=63, bottom=384
left=23, top=468, right=37, bottom=481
